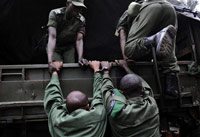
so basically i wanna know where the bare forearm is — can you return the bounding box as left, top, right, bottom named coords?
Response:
left=76, top=39, right=83, bottom=60
left=119, top=29, right=127, bottom=59
left=47, top=38, right=56, bottom=63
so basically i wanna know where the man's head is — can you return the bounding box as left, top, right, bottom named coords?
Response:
left=127, top=2, right=141, bottom=17
left=120, top=74, right=143, bottom=98
left=66, top=91, right=89, bottom=113
left=67, top=0, right=86, bottom=9
left=66, top=0, right=86, bottom=17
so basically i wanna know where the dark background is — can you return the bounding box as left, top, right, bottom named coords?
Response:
left=0, top=0, right=133, bottom=65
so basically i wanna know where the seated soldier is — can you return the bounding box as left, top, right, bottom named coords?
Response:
left=100, top=60, right=160, bottom=137
left=44, top=61, right=107, bottom=137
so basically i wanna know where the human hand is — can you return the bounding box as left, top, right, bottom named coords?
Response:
left=48, top=62, right=57, bottom=74
left=48, top=62, right=63, bottom=74
left=53, top=61, right=63, bottom=71
left=123, top=55, right=128, bottom=60
left=79, top=58, right=89, bottom=66
left=89, top=61, right=100, bottom=72
left=101, top=61, right=112, bottom=71
left=115, top=60, right=127, bottom=68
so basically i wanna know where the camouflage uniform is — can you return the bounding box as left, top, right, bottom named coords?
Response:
left=117, top=0, right=180, bottom=73
left=44, top=72, right=107, bottom=137
left=47, top=7, right=85, bottom=63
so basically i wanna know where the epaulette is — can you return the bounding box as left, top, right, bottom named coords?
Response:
left=77, top=14, right=86, bottom=24
left=53, top=7, right=65, bottom=15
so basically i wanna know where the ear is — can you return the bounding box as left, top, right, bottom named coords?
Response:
left=85, top=104, right=90, bottom=110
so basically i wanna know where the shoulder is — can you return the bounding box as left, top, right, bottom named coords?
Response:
left=76, top=13, right=86, bottom=25
left=50, top=7, right=66, bottom=16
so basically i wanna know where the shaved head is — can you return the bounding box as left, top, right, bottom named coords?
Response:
left=66, top=91, right=89, bottom=113
left=120, top=74, right=142, bottom=98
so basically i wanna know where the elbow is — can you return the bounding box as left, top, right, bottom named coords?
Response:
left=76, top=32, right=83, bottom=42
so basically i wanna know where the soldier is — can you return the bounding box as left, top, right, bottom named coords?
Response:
left=116, top=0, right=180, bottom=99
left=44, top=61, right=107, bottom=137
left=100, top=60, right=160, bottom=137
left=47, top=0, right=88, bottom=73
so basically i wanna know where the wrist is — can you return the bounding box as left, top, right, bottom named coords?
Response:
left=94, top=69, right=101, bottom=73
left=103, top=70, right=109, bottom=74
left=101, top=67, right=109, bottom=71
left=52, top=71, right=58, bottom=75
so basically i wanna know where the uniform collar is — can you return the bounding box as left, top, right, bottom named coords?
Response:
left=128, top=96, right=145, bottom=105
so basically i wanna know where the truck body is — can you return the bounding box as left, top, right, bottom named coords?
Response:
left=0, top=0, right=200, bottom=136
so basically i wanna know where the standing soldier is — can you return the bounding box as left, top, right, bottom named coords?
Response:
left=47, top=0, right=88, bottom=73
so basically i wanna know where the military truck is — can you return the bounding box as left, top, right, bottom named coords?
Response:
left=0, top=0, right=200, bottom=137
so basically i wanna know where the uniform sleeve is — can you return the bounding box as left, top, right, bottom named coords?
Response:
left=44, top=74, right=64, bottom=116
left=90, top=72, right=103, bottom=107
left=116, top=11, right=130, bottom=33
left=47, top=10, right=57, bottom=28
left=77, top=15, right=86, bottom=35
left=101, top=74, right=127, bottom=117
left=101, top=74, right=115, bottom=112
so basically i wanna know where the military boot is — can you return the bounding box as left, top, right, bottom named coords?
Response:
left=144, top=25, right=177, bottom=58
left=164, top=73, right=179, bottom=99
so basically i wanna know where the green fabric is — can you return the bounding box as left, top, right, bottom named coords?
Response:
left=53, top=46, right=75, bottom=62
left=102, top=73, right=160, bottom=137
left=47, top=7, right=85, bottom=62
left=188, top=61, right=200, bottom=75
left=110, top=89, right=126, bottom=118
left=119, top=0, right=180, bottom=73
left=116, top=11, right=135, bottom=36
left=44, top=72, right=106, bottom=137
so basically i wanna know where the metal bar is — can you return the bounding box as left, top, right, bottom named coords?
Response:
left=151, top=46, right=163, bottom=106
left=188, top=20, right=198, bottom=64
left=0, top=61, right=194, bottom=69
left=1, top=73, right=23, bottom=76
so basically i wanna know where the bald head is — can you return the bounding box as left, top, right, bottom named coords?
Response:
left=120, top=74, right=143, bottom=98
left=66, top=91, right=89, bottom=113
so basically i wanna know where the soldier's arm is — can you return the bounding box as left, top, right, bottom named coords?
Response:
left=44, top=71, right=64, bottom=116
left=77, top=14, right=88, bottom=66
left=90, top=72, right=103, bottom=107
left=88, top=61, right=103, bottom=106
left=76, top=32, right=85, bottom=65
left=116, top=11, right=129, bottom=36
left=47, top=27, right=57, bottom=73
left=116, top=11, right=130, bottom=60
left=119, top=29, right=128, bottom=60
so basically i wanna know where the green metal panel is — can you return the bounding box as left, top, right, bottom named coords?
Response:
left=0, top=61, right=200, bottom=122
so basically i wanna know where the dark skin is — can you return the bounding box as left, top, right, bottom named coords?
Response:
left=47, top=2, right=88, bottom=73
left=119, top=29, right=128, bottom=60
left=52, top=71, right=89, bottom=113
left=102, top=60, right=143, bottom=99
left=115, top=60, right=143, bottom=98
left=89, top=61, right=101, bottom=72
left=66, top=90, right=89, bottom=113
left=101, top=61, right=112, bottom=74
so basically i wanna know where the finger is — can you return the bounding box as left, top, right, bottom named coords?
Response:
left=79, top=61, right=84, bottom=66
